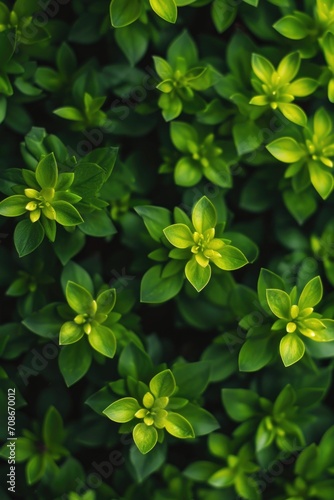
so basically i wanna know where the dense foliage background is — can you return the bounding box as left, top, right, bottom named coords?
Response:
left=1, top=0, right=334, bottom=499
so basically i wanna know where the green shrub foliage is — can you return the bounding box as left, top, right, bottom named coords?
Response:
left=0, top=0, right=334, bottom=499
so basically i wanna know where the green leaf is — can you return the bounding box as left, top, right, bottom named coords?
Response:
left=72, top=162, right=105, bottom=200
left=149, top=0, right=177, bottom=23
left=209, top=468, right=235, bottom=488
left=298, top=276, right=323, bottom=310
left=115, top=24, right=148, bottom=66
left=149, top=369, right=176, bottom=398
left=153, top=56, right=173, bottom=80
left=222, top=388, right=260, bottom=421
left=287, top=78, right=318, bottom=97
left=59, top=321, right=84, bottom=345
left=239, top=335, right=275, bottom=372
left=233, top=120, right=263, bottom=155
left=96, top=289, right=116, bottom=316
left=165, top=412, right=195, bottom=438
left=174, top=157, right=202, bottom=187
left=53, top=107, right=83, bottom=121
left=79, top=210, right=116, bottom=237
left=0, top=195, right=28, bottom=216
left=129, top=442, right=167, bottom=482
left=266, top=137, right=305, bottom=163
left=170, top=121, right=198, bottom=153
left=26, top=455, right=45, bottom=485
left=212, top=245, right=248, bottom=271
left=66, top=281, right=94, bottom=315
left=135, top=205, right=171, bottom=242
left=53, top=228, right=85, bottom=265
left=280, top=334, right=305, bottom=367
left=58, top=340, right=92, bottom=387
left=133, top=423, right=158, bottom=454
left=308, top=161, right=334, bottom=200
left=266, top=289, right=291, bottom=319
left=140, top=264, right=184, bottom=303
left=192, top=196, right=217, bottom=233
left=163, top=223, right=194, bottom=248
left=172, top=361, right=210, bottom=399
left=160, top=93, right=183, bottom=122
left=119, top=342, right=154, bottom=381
left=167, top=30, right=197, bottom=67
left=273, top=384, right=296, bottom=414
left=61, top=261, right=94, bottom=296
left=22, top=303, right=63, bottom=338
left=185, top=257, right=211, bottom=292
left=278, top=103, right=307, bottom=127
left=42, top=406, right=64, bottom=449
left=14, top=219, right=45, bottom=257
left=177, top=404, right=219, bottom=436
left=184, top=461, right=220, bottom=482
left=53, top=201, right=83, bottom=226
left=88, top=324, right=116, bottom=358
left=103, top=397, right=140, bottom=423
left=283, top=189, right=317, bottom=224
left=35, top=153, right=58, bottom=189
left=251, top=53, right=275, bottom=83
left=13, top=438, right=36, bottom=462
left=313, top=108, right=332, bottom=138
left=277, top=52, right=300, bottom=84
left=274, top=15, right=309, bottom=40
left=110, top=0, right=142, bottom=27
left=211, top=0, right=237, bottom=34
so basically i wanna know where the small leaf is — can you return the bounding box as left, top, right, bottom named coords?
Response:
left=266, top=289, right=291, bottom=319
left=149, top=369, right=176, bottom=398
left=185, top=257, right=211, bottom=292
left=211, top=245, right=248, bottom=271
left=66, top=281, right=94, bottom=314
left=266, top=137, right=306, bottom=163
left=308, top=161, right=334, bottom=200
left=149, top=0, right=177, bottom=23
left=192, top=196, right=217, bottom=233
left=298, top=276, right=323, bottom=310
left=88, top=324, right=116, bottom=358
left=165, top=412, right=195, bottom=438
left=26, top=455, right=45, bottom=485
left=170, top=121, right=198, bottom=153
left=0, top=195, right=28, bottom=217
left=110, top=0, right=142, bottom=28
left=133, top=423, right=158, bottom=454
left=280, top=334, right=305, bottom=367
left=14, top=219, right=45, bottom=257
left=103, top=397, right=140, bottom=423
left=53, top=201, right=83, bottom=226
left=274, top=15, right=309, bottom=40
left=251, top=54, right=275, bottom=83
left=163, top=223, right=194, bottom=248
left=278, top=103, right=307, bottom=127
left=59, top=321, right=84, bottom=345
left=96, top=289, right=116, bottom=315
left=35, top=153, right=58, bottom=189
left=277, top=52, right=300, bottom=84
left=58, top=340, right=92, bottom=386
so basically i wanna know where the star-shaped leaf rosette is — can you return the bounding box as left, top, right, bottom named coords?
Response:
left=163, top=196, right=249, bottom=292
